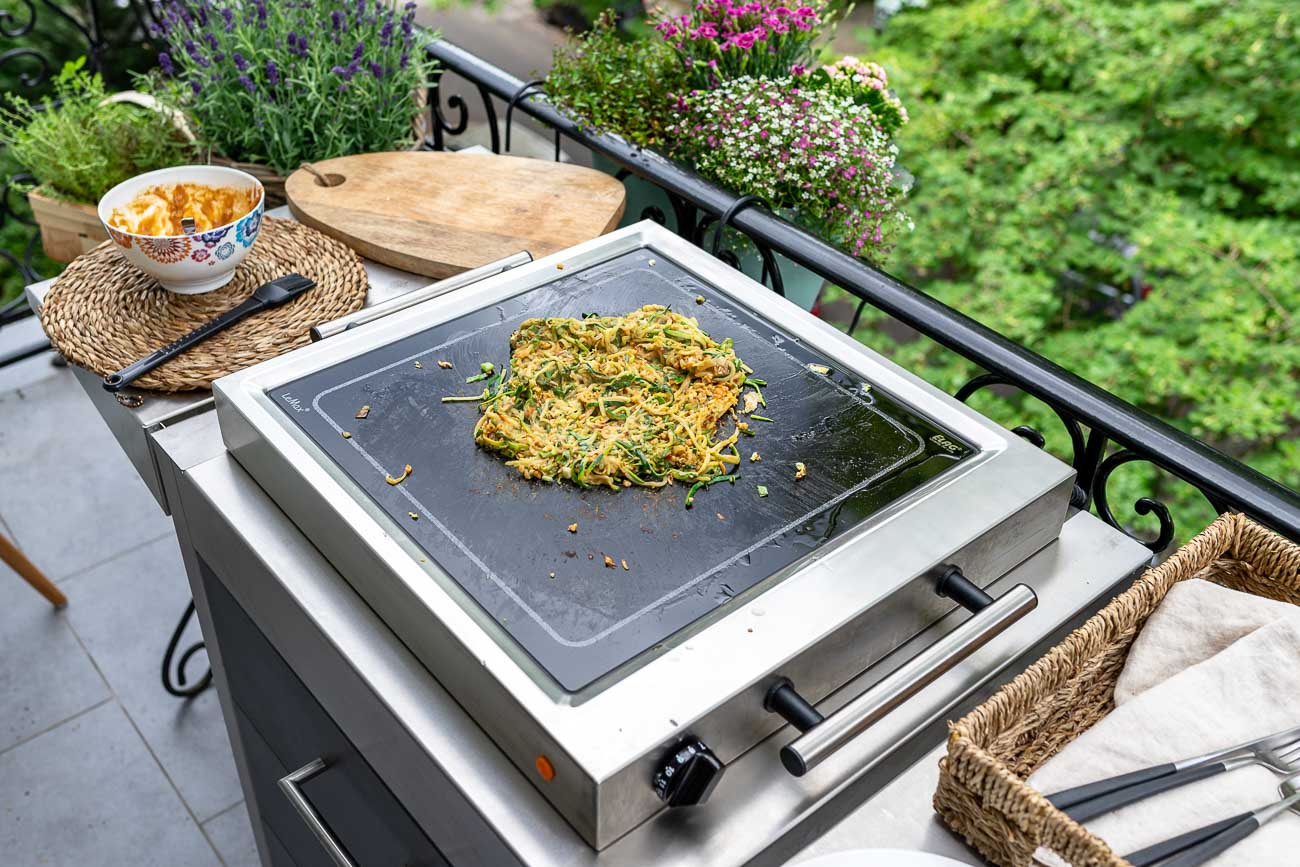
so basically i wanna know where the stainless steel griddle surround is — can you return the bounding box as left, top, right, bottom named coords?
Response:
left=215, top=221, right=1075, bottom=847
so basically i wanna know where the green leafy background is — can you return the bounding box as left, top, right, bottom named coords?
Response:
left=816, top=0, right=1298, bottom=541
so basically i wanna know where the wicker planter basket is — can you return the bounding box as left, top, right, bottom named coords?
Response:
left=27, top=187, right=109, bottom=264
left=936, top=512, right=1300, bottom=867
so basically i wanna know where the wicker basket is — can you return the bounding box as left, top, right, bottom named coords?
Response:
left=936, top=513, right=1300, bottom=867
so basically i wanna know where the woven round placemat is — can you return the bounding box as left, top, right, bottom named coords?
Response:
left=40, top=217, right=367, bottom=392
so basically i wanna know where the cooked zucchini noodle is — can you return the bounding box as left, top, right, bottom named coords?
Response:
left=473, top=305, right=748, bottom=491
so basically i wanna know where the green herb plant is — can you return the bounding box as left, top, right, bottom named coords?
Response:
left=0, top=58, right=195, bottom=203
left=544, top=10, right=688, bottom=150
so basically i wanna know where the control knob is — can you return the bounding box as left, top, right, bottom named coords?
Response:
left=652, top=738, right=724, bottom=807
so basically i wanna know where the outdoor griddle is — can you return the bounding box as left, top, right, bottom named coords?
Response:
left=215, top=222, right=1075, bottom=848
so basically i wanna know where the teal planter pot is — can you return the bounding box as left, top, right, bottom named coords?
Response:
left=592, top=154, right=676, bottom=230
left=735, top=247, right=825, bottom=312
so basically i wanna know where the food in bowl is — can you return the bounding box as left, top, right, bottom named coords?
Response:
left=97, top=165, right=265, bottom=295
left=107, top=183, right=260, bottom=236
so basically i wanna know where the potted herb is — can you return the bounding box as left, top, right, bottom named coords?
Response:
left=671, top=72, right=913, bottom=307
left=150, top=0, right=434, bottom=202
left=545, top=11, right=687, bottom=227
left=0, top=58, right=196, bottom=263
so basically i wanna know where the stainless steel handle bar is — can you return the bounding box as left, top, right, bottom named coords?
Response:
left=310, top=251, right=534, bottom=341
left=278, top=757, right=357, bottom=867
left=781, top=584, right=1038, bottom=776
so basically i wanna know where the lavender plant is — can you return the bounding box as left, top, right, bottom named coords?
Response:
left=655, top=0, right=833, bottom=90
left=151, top=0, right=434, bottom=176
left=671, top=76, right=912, bottom=261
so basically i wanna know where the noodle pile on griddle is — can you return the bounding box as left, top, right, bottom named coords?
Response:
left=474, top=305, right=747, bottom=490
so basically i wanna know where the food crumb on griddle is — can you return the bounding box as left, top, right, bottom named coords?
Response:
left=695, top=295, right=705, bottom=304
left=386, top=464, right=413, bottom=485
left=808, top=363, right=830, bottom=375
left=414, top=361, right=423, bottom=369
left=437, top=360, right=453, bottom=369
left=556, top=263, right=565, bottom=270
left=341, top=431, right=351, bottom=439
left=568, top=522, right=578, bottom=533
left=742, top=391, right=761, bottom=414
left=549, top=571, right=556, bottom=579
left=603, top=555, right=616, bottom=568
left=408, top=512, right=418, bottom=520
left=795, top=461, right=807, bottom=480
left=355, top=405, right=370, bottom=419
left=756, top=485, right=769, bottom=498
left=750, top=451, right=761, bottom=462
left=648, top=259, right=656, bottom=267
left=716, top=512, right=726, bottom=521
left=747, top=627, right=753, bottom=633
left=621, top=559, right=629, bottom=571
left=588, top=553, right=595, bottom=560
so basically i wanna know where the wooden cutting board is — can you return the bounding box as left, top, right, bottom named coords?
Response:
left=285, top=151, right=627, bottom=278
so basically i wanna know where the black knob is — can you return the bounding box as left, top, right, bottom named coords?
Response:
left=652, top=739, right=724, bottom=808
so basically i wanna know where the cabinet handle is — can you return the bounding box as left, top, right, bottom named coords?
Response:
left=278, top=758, right=357, bottom=867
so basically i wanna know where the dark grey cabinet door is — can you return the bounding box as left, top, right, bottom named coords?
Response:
left=201, top=559, right=449, bottom=867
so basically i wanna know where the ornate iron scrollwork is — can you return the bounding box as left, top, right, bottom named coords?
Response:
left=1092, top=449, right=1177, bottom=553
left=0, top=0, right=37, bottom=39
left=954, top=372, right=1180, bottom=552
left=161, top=601, right=212, bottom=699
left=427, top=71, right=470, bottom=152
left=695, top=195, right=786, bottom=297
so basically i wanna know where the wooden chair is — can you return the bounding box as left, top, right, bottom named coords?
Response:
left=0, top=532, right=66, bottom=609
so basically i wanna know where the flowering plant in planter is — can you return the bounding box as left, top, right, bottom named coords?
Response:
left=801, top=56, right=908, bottom=137
left=151, top=0, right=434, bottom=177
left=671, top=76, right=912, bottom=261
left=656, top=0, right=833, bottom=90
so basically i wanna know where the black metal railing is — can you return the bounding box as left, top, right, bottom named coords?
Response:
left=423, top=38, right=1300, bottom=550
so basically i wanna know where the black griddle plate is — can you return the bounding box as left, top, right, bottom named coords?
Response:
left=270, top=248, right=973, bottom=692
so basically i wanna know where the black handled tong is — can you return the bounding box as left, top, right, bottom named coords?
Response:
left=103, top=273, right=316, bottom=392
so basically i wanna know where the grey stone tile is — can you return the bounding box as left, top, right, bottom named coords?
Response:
left=204, top=802, right=262, bottom=867
left=0, top=557, right=110, bottom=753
left=0, top=701, right=221, bottom=867
left=0, top=366, right=172, bottom=579
left=63, top=535, right=243, bottom=822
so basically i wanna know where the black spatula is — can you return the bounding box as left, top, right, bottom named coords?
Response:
left=103, top=273, right=316, bottom=392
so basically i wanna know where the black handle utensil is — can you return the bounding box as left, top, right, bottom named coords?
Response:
left=103, top=273, right=316, bottom=392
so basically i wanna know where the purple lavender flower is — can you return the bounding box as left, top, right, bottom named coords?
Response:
left=203, top=32, right=219, bottom=51
left=159, top=52, right=175, bottom=76
left=351, top=41, right=365, bottom=63
left=266, top=60, right=280, bottom=86
left=190, top=79, right=202, bottom=95
left=379, top=17, right=394, bottom=47
left=368, top=61, right=383, bottom=79
left=399, top=52, right=409, bottom=69
left=233, top=52, right=248, bottom=72
left=221, top=8, right=234, bottom=32
left=239, top=74, right=255, bottom=93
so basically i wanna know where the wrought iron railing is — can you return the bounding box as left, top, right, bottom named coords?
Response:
left=423, top=39, right=1300, bottom=551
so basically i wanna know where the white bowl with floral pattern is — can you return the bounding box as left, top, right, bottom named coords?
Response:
left=97, top=165, right=265, bottom=295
